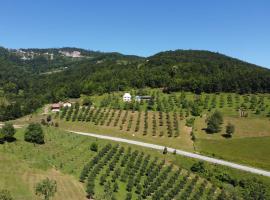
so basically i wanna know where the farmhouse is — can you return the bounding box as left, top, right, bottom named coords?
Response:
left=51, top=103, right=61, bottom=112
left=63, top=102, right=72, bottom=107
left=123, top=93, right=132, bottom=102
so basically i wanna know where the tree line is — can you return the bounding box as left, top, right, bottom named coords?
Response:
left=1, top=47, right=270, bottom=121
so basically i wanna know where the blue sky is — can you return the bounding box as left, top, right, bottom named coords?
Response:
left=1, top=0, right=270, bottom=68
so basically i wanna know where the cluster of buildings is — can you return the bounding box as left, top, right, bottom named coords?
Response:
left=123, top=93, right=152, bottom=102
left=51, top=102, right=72, bottom=112
left=11, top=49, right=83, bottom=61
left=13, top=49, right=54, bottom=61
left=51, top=92, right=151, bottom=112
left=59, top=50, right=83, bottom=58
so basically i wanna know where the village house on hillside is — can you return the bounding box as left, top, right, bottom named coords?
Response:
left=123, top=93, right=132, bottom=102
left=51, top=101, right=72, bottom=112
left=51, top=103, right=61, bottom=112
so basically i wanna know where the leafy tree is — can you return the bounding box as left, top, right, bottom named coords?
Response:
left=240, top=178, right=269, bottom=200
left=0, top=189, right=13, bottom=200
left=191, top=103, right=201, bottom=116
left=35, top=178, right=57, bottom=200
left=225, top=123, right=235, bottom=138
left=24, top=123, right=44, bottom=144
left=90, top=142, right=98, bottom=152
left=206, top=111, right=223, bottom=133
left=191, top=161, right=206, bottom=173
left=1, top=123, right=16, bottom=141
left=185, top=118, right=195, bottom=127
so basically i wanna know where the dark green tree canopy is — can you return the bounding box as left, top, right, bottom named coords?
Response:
left=206, top=110, right=223, bottom=133
left=1, top=47, right=270, bottom=120
left=24, top=123, right=44, bottom=144
left=1, top=123, right=16, bottom=140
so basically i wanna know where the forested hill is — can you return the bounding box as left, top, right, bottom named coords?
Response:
left=1, top=46, right=270, bottom=121
left=145, top=50, right=270, bottom=93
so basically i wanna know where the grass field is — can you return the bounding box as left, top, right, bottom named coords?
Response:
left=0, top=126, right=270, bottom=199
left=0, top=153, right=86, bottom=200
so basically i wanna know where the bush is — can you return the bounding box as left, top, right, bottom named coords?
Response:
left=90, top=142, right=98, bottom=152
left=0, top=189, right=13, bottom=200
left=191, top=161, right=206, bottom=173
left=185, top=118, right=195, bottom=127
left=206, top=111, right=223, bottom=133
left=24, top=123, right=44, bottom=144
left=1, top=123, right=16, bottom=141
left=225, top=123, right=235, bottom=138
left=35, top=178, right=57, bottom=200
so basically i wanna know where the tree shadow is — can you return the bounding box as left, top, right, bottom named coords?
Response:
left=202, top=128, right=213, bottom=134
left=221, top=134, right=232, bottom=139
left=5, top=137, right=17, bottom=143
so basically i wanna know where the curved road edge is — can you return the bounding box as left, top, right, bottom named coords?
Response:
left=68, top=130, right=270, bottom=178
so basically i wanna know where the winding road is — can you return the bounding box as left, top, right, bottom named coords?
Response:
left=68, top=130, right=270, bottom=178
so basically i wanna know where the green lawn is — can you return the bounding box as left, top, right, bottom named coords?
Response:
left=196, top=136, right=270, bottom=171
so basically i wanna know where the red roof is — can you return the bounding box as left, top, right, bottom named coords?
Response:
left=52, top=103, right=60, bottom=109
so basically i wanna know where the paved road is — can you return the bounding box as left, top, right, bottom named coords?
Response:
left=68, top=130, right=270, bottom=178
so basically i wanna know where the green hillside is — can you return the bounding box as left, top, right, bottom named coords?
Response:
left=0, top=127, right=269, bottom=199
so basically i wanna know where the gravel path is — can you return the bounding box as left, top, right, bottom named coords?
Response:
left=68, top=130, right=270, bottom=177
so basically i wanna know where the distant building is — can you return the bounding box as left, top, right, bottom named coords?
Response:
left=63, top=102, right=72, bottom=107
left=51, top=103, right=61, bottom=112
left=123, top=93, right=132, bottom=102
left=59, top=50, right=82, bottom=58
left=135, top=95, right=152, bottom=102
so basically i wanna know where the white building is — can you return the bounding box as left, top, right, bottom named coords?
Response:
left=63, top=102, right=72, bottom=107
left=123, top=93, right=132, bottom=102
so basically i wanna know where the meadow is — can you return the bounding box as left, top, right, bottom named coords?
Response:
left=2, top=127, right=269, bottom=199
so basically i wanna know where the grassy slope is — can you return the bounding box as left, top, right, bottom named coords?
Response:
left=1, top=127, right=270, bottom=199
left=193, top=115, right=270, bottom=170
left=12, top=91, right=270, bottom=171
left=196, top=137, right=270, bottom=170
left=0, top=154, right=86, bottom=200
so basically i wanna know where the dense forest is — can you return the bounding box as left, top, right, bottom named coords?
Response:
left=1, top=46, right=270, bottom=121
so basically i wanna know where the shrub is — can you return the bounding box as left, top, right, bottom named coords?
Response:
left=206, top=111, right=223, bottom=133
left=225, top=123, right=235, bottom=138
left=1, top=123, right=16, bottom=141
left=35, top=178, right=57, bottom=200
left=0, top=189, right=13, bottom=200
left=90, top=142, right=98, bottom=152
left=185, top=118, right=195, bottom=127
left=24, top=123, right=44, bottom=144
left=191, top=161, right=206, bottom=173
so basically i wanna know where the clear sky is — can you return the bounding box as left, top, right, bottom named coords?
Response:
left=1, top=0, right=269, bottom=68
